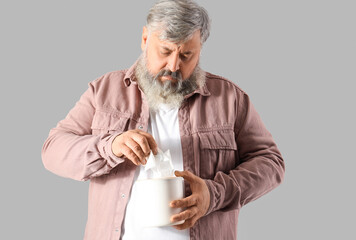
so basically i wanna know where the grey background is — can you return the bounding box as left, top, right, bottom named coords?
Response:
left=1, top=0, right=355, bottom=239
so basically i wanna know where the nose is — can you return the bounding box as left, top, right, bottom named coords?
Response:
left=167, top=53, right=180, bottom=72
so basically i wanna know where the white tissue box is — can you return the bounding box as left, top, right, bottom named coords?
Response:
left=135, top=176, right=185, bottom=227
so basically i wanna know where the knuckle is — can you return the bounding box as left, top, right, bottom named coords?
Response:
left=137, top=135, right=147, bottom=144
left=182, top=211, right=189, bottom=219
left=179, top=201, right=186, bottom=208
left=126, top=151, right=137, bottom=159
left=136, top=135, right=146, bottom=142
left=193, top=208, right=199, bottom=216
left=133, top=145, right=141, bottom=152
left=187, top=197, right=195, bottom=206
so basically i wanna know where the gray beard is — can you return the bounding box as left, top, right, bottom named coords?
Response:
left=135, top=53, right=206, bottom=111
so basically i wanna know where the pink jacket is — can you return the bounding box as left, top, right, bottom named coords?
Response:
left=42, top=62, right=285, bottom=240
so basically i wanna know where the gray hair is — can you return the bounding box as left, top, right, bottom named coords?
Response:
left=146, top=0, right=211, bottom=44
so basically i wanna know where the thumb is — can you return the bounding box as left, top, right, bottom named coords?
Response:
left=174, top=170, right=196, bottom=182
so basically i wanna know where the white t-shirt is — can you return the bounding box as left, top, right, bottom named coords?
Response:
left=121, top=104, right=189, bottom=240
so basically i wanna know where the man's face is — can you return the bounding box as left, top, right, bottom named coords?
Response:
left=141, top=27, right=202, bottom=82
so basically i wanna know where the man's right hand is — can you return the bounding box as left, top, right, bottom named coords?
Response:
left=111, top=129, right=158, bottom=165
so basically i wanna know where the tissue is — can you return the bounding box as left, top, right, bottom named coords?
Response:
left=144, top=148, right=175, bottom=179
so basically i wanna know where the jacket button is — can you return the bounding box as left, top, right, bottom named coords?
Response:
left=121, top=194, right=125, bottom=198
left=138, top=125, right=143, bottom=130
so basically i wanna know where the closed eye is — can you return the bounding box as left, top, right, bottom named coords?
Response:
left=160, top=47, right=172, bottom=56
left=180, top=53, right=192, bottom=61
left=161, top=51, right=171, bottom=56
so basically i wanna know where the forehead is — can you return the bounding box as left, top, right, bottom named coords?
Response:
left=151, top=30, right=201, bottom=51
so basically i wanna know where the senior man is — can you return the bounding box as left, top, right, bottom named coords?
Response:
left=42, top=0, right=285, bottom=239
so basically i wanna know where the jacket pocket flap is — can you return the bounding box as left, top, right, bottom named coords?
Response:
left=198, top=130, right=237, bottom=150
left=91, top=110, right=129, bottom=132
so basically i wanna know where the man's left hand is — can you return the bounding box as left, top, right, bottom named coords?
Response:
left=170, top=170, right=210, bottom=230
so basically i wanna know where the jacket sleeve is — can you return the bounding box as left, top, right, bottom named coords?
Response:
left=204, top=92, right=285, bottom=215
left=41, top=80, right=125, bottom=181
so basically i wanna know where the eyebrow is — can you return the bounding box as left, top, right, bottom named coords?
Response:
left=161, top=47, right=173, bottom=52
left=161, top=46, right=193, bottom=55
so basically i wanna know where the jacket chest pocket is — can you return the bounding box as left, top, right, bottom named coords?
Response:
left=197, top=129, right=238, bottom=179
left=90, top=110, right=129, bottom=135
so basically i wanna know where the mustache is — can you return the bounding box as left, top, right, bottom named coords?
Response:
left=155, top=69, right=183, bottom=82
left=152, top=69, right=184, bottom=95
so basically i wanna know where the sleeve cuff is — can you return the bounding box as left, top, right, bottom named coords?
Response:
left=103, top=132, right=125, bottom=168
left=204, top=179, right=224, bottom=216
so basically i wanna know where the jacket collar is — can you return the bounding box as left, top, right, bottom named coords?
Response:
left=123, top=61, right=138, bottom=87
left=184, top=83, right=211, bottom=99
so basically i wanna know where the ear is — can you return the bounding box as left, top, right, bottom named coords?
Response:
left=141, top=26, right=149, bottom=51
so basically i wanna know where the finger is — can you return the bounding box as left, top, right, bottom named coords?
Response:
left=170, top=195, right=196, bottom=208
left=120, top=145, right=141, bottom=165
left=131, top=134, right=151, bottom=157
left=172, top=216, right=198, bottom=230
left=137, top=131, right=158, bottom=155
left=174, top=170, right=196, bottom=182
left=124, top=138, right=146, bottom=164
left=171, top=207, right=198, bottom=223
